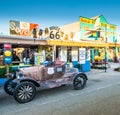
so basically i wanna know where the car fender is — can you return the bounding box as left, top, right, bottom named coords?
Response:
left=18, top=77, right=40, bottom=87
left=72, top=72, right=88, bottom=81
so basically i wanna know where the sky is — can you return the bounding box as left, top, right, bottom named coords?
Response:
left=0, top=0, right=120, bottom=35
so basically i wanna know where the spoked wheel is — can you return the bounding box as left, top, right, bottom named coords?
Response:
left=4, top=78, right=17, bottom=95
left=13, top=82, right=36, bottom=103
left=73, top=74, right=86, bottom=90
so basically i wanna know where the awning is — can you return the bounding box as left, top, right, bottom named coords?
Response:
left=47, top=39, right=108, bottom=47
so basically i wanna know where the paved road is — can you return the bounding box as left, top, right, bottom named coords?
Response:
left=0, top=62, right=120, bottom=115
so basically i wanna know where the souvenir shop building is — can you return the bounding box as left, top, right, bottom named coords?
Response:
left=0, top=15, right=119, bottom=73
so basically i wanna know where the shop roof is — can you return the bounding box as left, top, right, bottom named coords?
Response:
left=0, top=35, right=48, bottom=45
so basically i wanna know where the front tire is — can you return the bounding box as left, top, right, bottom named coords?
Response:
left=4, top=78, right=17, bottom=95
left=73, top=74, right=86, bottom=90
left=13, top=81, right=36, bottom=103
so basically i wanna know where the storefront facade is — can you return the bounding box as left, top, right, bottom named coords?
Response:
left=0, top=15, right=119, bottom=77
left=79, top=15, right=118, bottom=62
left=58, top=15, right=119, bottom=62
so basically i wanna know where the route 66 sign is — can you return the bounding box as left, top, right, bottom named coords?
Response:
left=47, top=67, right=54, bottom=74
left=49, top=26, right=60, bottom=39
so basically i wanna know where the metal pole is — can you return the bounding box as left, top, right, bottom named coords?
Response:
left=105, top=48, right=106, bottom=72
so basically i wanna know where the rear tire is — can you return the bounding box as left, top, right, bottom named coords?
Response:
left=73, top=74, right=86, bottom=90
left=13, top=81, right=36, bottom=103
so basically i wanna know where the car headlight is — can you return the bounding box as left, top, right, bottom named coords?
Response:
left=16, top=71, right=24, bottom=78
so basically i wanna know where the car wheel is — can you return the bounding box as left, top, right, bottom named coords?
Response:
left=4, top=78, right=17, bottom=95
left=13, top=81, right=36, bottom=103
left=73, top=74, right=86, bottom=90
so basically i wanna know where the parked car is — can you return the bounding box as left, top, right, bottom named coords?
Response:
left=4, top=61, right=88, bottom=103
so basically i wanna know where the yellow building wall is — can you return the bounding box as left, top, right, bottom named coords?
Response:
left=60, top=21, right=80, bottom=34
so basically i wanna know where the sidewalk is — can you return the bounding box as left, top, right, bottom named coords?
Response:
left=87, top=62, right=120, bottom=73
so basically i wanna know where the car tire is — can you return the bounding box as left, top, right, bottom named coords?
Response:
left=13, top=81, right=36, bottom=103
left=73, top=74, right=86, bottom=90
left=4, top=78, right=17, bottom=95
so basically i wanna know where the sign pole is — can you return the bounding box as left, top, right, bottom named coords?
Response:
left=6, top=64, right=9, bottom=78
left=105, top=48, right=107, bottom=72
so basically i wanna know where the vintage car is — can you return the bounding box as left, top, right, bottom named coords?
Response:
left=4, top=61, right=88, bottom=103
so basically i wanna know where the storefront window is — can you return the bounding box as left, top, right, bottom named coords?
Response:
left=21, top=48, right=37, bottom=65
left=0, top=44, right=38, bottom=66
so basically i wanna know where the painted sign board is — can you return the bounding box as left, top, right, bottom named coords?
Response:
left=10, top=20, right=39, bottom=37
left=79, top=48, right=86, bottom=64
left=80, top=15, right=117, bottom=43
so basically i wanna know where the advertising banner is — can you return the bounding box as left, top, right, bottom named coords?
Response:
left=34, top=53, right=38, bottom=65
left=30, top=23, right=39, bottom=37
left=20, top=22, right=30, bottom=36
left=10, top=20, right=20, bottom=35
left=10, top=20, right=39, bottom=37
left=39, top=50, right=45, bottom=63
left=60, top=47, right=67, bottom=61
left=80, top=17, right=101, bottom=41
left=72, top=47, right=78, bottom=61
left=79, top=48, right=86, bottom=64
left=80, top=15, right=117, bottom=43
